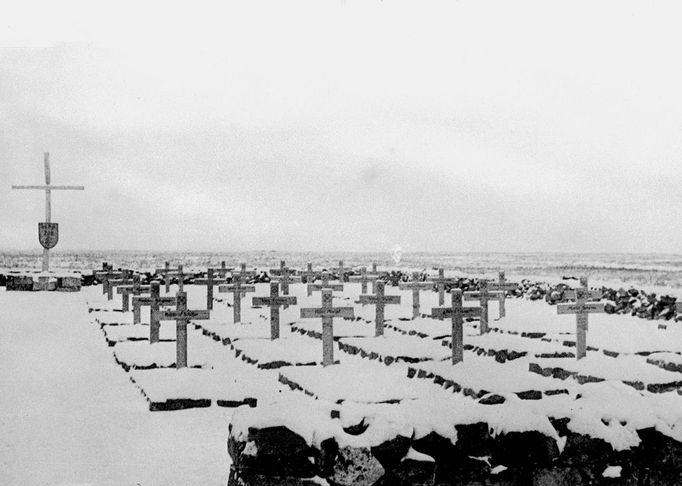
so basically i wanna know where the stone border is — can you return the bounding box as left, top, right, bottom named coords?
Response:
left=528, top=362, right=682, bottom=394
left=406, top=365, right=569, bottom=402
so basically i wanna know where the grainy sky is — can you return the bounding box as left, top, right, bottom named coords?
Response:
left=2, top=0, right=682, bottom=253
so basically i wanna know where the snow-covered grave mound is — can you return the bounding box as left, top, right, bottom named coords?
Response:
left=338, top=331, right=452, bottom=365
left=129, top=365, right=286, bottom=411
left=230, top=334, right=344, bottom=369
left=386, top=316, right=480, bottom=339
left=196, top=320, right=282, bottom=344
left=112, top=332, right=218, bottom=371
left=278, top=362, right=446, bottom=404
left=291, top=319, right=376, bottom=339
left=101, top=322, right=176, bottom=345
left=408, top=353, right=570, bottom=400
left=89, top=308, right=128, bottom=325
left=529, top=354, right=682, bottom=393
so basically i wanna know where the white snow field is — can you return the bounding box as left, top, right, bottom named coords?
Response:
left=0, top=287, right=236, bottom=486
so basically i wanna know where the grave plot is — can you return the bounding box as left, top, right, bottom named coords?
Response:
left=196, top=320, right=283, bottom=345
left=278, top=361, right=446, bottom=404
left=290, top=319, right=375, bottom=340
left=444, top=332, right=576, bottom=363
left=528, top=354, right=682, bottom=393
left=386, top=316, right=480, bottom=339
left=111, top=328, right=219, bottom=371
left=337, top=330, right=452, bottom=365
left=100, top=322, right=176, bottom=346
left=228, top=334, right=345, bottom=369
left=129, top=365, right=286, bottom=411
left=408, top=353, right=570, bottom=400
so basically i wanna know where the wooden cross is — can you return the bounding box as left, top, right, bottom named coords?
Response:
left=94, top=266, right=123, bottom=298
left=218, top=274, right=256, bottom=323
left=253, top=282, right=297, bottom=339
left=557, top=277, right=605, bottom=359
left=432, top=289, right=482, bottom=364
left=358, top=281, right=401, bottom=336
left=367, top=262, right=382, bottom=293
left=117, top=274, right=150, bottom=314
left=194, top=268, right=223, bottom=310
left=300, top=289, right=354, bottom=366
left=132, top=281, right=177, bottom=338
left=11, top=152, right=85, bottom=272
left=487, top=271, right=519, bottom=318
left=307, top=271, right=344, bottom=295
left=427, top=268, right=456, bottom=306
left=155, top=262, right=186, bottom=293
left=270, top=261, right=300, bottom=295
left=398, top=272, right=433, bottom=319
left=303, top=263, right=319, bottom=296
left=349, top=267, right=379, bottom=295
left=209, top=261, right=233, bottom=278
left=155, top=291, right=210, bottom=369
left=337, top=260, right=346, bottom=282
left=108, top=270, right=134, bottom=301
left=463, top=280, right=502, bottom=334
left=562, top=277, right=601, bottom=302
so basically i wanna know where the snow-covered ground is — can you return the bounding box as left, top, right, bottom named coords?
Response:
left=3, top=275, right=682, bottom=485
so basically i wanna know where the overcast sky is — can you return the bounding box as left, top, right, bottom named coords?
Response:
left=2, top=0, right=682, bottom=253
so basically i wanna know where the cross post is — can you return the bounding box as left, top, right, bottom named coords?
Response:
left=300, top=289, right=355, bottom=366
left=307, top=271, right=344, bottom=295
left=557, top=277, right=605, bottom=359
left=349, top=266, right=379, bottom=295
left=303, top=263, right=318, bottom=296
left=108, top=270, right=134, bottom=301
left=487, top=271, right=519, bottom=318
left=194, top=268, right=223, bottom=310
left=252, top=282, right=297, bottom=339
left=463, top=280, right=503, bottom=334
left=116, top=274, right=150, bottom=314
left=428, top=268, right=457, bottom=306
left=358, top=281, right=401, bottom=336
left=218, top=274, right=256, bottom=323
left=398, top=272, right=434, bottom=319
left=337, top=260, right=346, bottom=282
left=132, top=281, right=177, bottom=339
left=432, top=290, right=482, bottom=364
left=155, top=291, right=210, bottom=368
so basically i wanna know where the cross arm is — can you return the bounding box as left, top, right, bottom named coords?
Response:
left=253, top=296, right=298, bottom=306
left=431, top=306, right=482, bottom=319
left=300, top=306, right=355, bottom=319
left=155, top=309, right=211, bottom=321
left=556, top=303, right=605, bottom=315
left=398, top=282, right=434, bottom=291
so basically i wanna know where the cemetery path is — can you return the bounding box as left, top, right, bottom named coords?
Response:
left=0, top=289, right=232, bottom=486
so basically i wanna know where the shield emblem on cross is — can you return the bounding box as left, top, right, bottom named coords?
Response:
left=38, top=222, right=59, bottom=250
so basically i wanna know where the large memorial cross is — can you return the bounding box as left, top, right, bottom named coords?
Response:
left=428, top=268, right=456, bottom=306
left=155, top=291, right=210, bottom=369
left=398, top=272, right=434, bottom=319
left=252, top=282, right=297, bottom=339
left=557, top=277, right=605, bottom=359
left=358, top=281, right=401, bottom=336
left=463, top=280, right=502, bottom=334
left=300, top=289, right=355, bottom=366
left=487, top=271, right=519, bottom=318
left=11, top=152, right=85, bottom=272
left=432, top=290, right=482, bottom=364
left=218, top=274, right=256, bottom=323
left=132, top=281, right=177, bottom=338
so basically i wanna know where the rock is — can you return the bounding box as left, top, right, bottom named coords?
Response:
left=328, top=446, right=384, bottom=486
left=376, top=449, right=436, bottom=486
left=479, top=394, right=506, bottom=405
left=371, top=435, right=411, bottom=470
left=531, top=466, right=584, bottom=485
left=229, top=426, right=316, bottom=477
left=493, top=431, right=559, bottom=467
